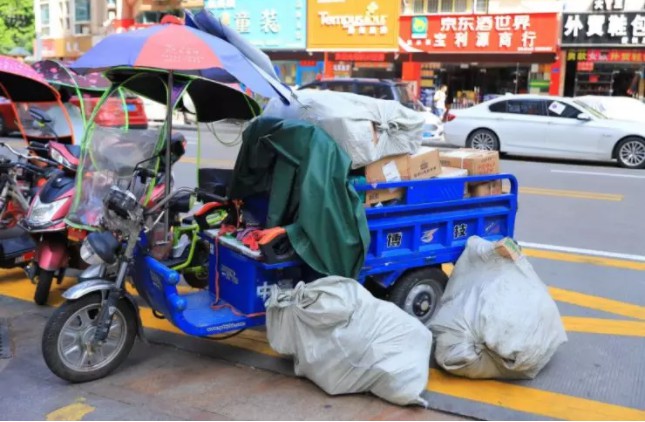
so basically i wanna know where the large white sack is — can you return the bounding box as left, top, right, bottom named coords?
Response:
left=266, top=276, right=432, bottom=406
left=263, top=89, right=424, bottom=169
left=430, top=237, right=567, bottom=380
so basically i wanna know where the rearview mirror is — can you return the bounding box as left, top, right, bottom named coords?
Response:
left=28, top=106, right=53, bottom=125
left=577, top=113, right=592, bottom=121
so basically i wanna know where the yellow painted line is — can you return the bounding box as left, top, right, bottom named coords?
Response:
left=519, top=187, right=623, bottom=201
left=523, top=248, right=645, bottom=271
left=1, top=272, right=645, bottom=420
left=550, top=287, right=645, bottom=321
left=562, top=317, right=645, bottom=337
left=427, top=369, right=645, bottom=421
left=46, top=398, right=95, bottom=421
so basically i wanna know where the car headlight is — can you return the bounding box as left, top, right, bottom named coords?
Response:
left=50, top=148, right=74, bottom=170
left=27, top=196, right=67, bottom=225
left=80, top=238, right=105, bottom=266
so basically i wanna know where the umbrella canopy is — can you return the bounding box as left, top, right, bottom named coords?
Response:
left=105, top=67, right=261, bottom=122
left=33, top=60, right=110, bottom=92
left=0, top=55, right=59, bottom=102
left=184, top=9, right=280, bottom=81
left=71, top=20, right=292, bottom=104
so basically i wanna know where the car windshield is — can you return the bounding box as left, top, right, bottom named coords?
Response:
left=573, top=99, right=607, bottom=119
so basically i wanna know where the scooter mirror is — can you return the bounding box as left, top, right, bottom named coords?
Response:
left=28, top=106, right=54, bottom=125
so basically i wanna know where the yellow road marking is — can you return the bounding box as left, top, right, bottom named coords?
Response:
left=46, top=398, right=95, bottom=421
left=562, top=317, right=645, bottom=337
left=519, top=187, right=623, bottom=201
left=427, top=369, right=645, bottom=421
left=1, top=272, right=645, bottom=420
left=523, top=248, right=645, bottom=271
left=550, top=287, right=645, bottom=321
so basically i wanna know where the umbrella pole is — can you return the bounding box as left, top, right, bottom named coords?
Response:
left=164, top=70, right=174, bottom=234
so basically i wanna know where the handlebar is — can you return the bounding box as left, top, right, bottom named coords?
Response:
left=195, top=188, right=227, bottom=204
left=145, top=187, right=228, bottom=217
left=0, top=142, right=57, bottom=167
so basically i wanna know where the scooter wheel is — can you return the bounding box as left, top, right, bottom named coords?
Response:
left=34, top=270, right=55, bottom=306
left=42, top=294, right=137, bottom=383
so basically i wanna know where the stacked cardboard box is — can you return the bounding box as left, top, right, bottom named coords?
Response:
left=363, top=147, right=442, bottom=205
left=438, top=149, right=501, bottom=197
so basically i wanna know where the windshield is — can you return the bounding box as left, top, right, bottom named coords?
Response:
left=573, top=99, right=607, bottom=119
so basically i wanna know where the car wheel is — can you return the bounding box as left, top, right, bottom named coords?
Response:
left=616, top=137, right=645, bottom=169
left=467, top=129, right=500, bottom=151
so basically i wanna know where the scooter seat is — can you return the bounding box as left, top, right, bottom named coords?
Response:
left=0, top=226, right=28, bottom=240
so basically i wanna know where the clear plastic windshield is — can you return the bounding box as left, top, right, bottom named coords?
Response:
left=15, top=101, right=79, bottom=144
left=66, top=87, right=164, bottom=229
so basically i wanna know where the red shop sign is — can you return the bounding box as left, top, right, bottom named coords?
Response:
left=333, top=52, right=386, bottom=62
left=399, top=13, right=559, bottom=54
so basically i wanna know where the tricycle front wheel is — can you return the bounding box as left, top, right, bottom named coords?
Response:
left=389, top=267, right=448, bottom=328
left=41, top=294, right=136, bottom=383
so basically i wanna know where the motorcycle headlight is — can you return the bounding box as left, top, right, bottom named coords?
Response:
left=81, top=232, right=120, bottom=265
left=50, top=148, right=74, bottom=170
left=27, top=196, right=67, bottom=225
left=80, top=238, right=105, bottom=266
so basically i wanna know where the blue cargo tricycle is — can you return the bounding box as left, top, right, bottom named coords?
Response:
left=40, top=72, right=518, bottom=384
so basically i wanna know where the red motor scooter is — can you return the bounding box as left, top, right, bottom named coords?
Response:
left=21, top=133, right=187, bottom=305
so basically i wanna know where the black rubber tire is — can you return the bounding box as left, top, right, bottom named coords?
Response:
left=182, top=240, right=210, bottom=289
left=42, top=294, right=137, bottom=383
left=183, top=271, right=208, bottom=289
left=615, top=137, right=645, bottom=169
left=389, top=267, right=448, bottom=328
left=0, top=116, right=6, bottom=136
left=466, top=128, right=500, bottom=151
left=34, top=269, right=55, bottom=306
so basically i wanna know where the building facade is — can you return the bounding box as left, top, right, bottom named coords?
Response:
left=561, top=0, right=645, bottom=98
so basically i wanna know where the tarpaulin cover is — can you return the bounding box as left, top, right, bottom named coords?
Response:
left=229, top=117, right=370, bottom=279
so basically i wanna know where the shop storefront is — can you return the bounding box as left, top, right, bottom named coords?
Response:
left=40, top=36, right=94, bottom=60
left=307, top=0, right=400, bottom=78
left=206, top=0, right=307, bottom=86
left=398, top=12, right=560, bottom=104
left=561, top=8, right=645, bottom=98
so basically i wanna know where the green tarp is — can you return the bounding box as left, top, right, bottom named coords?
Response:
left=229, top=117, right=370, bottom=279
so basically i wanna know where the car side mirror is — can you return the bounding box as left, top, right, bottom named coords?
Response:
left=577, top=113, right=592, bottom=121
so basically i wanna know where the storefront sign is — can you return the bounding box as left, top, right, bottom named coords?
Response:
left=307, top=0, right=400, bottom=51
left=40, top=36, right=93, bottom=58
left=206, top=0, right=306, bottom=50
left=399, top=13, right=559, bottom=54
left=593, top=0, right=624, bottom=11
left=566, top=48, right=644, bottom=62
left=562, top=12, right=645, bottom=47
left=333, top=52, right=385, bottom=61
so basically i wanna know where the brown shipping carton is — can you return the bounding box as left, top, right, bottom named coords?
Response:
left=365, top=148, right=441, bottom=183
left=408, top=147, right=441, bottom=180
left=439, top=149, right=500, bottom=175
left=469, top=180, right=503, bottom=197
left=436, top=166, right=468, bottom=178
left=364, top=188, right=404, bottom=206
left=365, top=154, right=409, bottom=184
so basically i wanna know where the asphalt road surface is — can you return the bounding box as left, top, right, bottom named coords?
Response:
left=0, top=126, right=643, bottom=420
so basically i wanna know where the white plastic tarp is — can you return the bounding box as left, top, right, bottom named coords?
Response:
left=266, top=276, right=432, bottom=406
left=430, top=237, right=567, bottom=380
left=263, top=89, right=425, bottom=169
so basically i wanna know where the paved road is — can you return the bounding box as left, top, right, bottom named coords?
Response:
left=0, top=129, right=643, bottom=420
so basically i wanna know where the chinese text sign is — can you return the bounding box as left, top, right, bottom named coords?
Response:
left=399, top=13, right=559, bottom=54
left=562, top=12, right=645, bottom=47
left=205, top=0, right=306, bottom=50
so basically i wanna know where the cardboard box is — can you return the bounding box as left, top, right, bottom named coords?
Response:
left=408, top=147, right=441, bottom=180
left=364, top=188, right=404, bottom=206
left=436, top=166, right=468, bottom=179
left=439, top=149, right=500, bottom=175
left=469, top=180, right=503, bottom=197
left=365, top=147, right=441, bottom=184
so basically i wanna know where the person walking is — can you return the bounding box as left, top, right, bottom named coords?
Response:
left=433, top=85, right=447, bottom=119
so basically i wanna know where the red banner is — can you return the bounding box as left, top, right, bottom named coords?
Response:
left=399, top=13, right=559, bottom=54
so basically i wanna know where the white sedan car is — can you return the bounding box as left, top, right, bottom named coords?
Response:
left=575, top=95, right=645, bottom=123
left=445, top=94, right=645, bottom=168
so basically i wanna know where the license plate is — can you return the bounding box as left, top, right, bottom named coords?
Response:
left=126, top=104, right=136, bottom=112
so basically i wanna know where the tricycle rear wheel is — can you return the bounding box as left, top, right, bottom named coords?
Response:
left=389, top=267, right=448, bottom=328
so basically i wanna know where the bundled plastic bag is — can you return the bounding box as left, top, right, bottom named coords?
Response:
left=430, top=237, right=567, bottom=380
left=263, top=89, right=424, bottom=169
left=266, top=276, right=432, bottom=406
